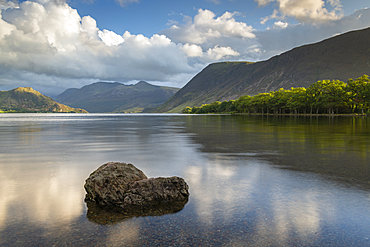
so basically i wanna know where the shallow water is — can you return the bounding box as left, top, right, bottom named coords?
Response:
left=0, top=114, right=369, bottom=246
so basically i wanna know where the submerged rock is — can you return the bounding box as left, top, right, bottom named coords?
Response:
left=86, top=199, right=188, bottom=225
left=84, top=162, right=189, bottom=214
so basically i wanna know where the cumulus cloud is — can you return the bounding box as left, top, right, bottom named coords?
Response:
left=0, top=0, right=199, bottom=92
left=98, top=29, right=124, bottom=46
left=164, top=9, right=255, bottom=44
left=256, top=0, right=343, bottom=23
left=206, top=46, right=240, bottom=60
left=274, top=21, right=289, bottom=29
left=0, top=3, right=257, bottom=92
left=182, top=43, right=203, bottom=57
left=163, top=9, right=258, bottom=64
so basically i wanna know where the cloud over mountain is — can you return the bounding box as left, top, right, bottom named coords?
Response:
left=0, top=1, right=250, bottom=92
left=0, top=0, right=369, bottom=94
left=256, top=8, right=370, bottom=59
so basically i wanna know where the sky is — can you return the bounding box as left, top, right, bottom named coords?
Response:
left=0, top=0, right=369, bottom=95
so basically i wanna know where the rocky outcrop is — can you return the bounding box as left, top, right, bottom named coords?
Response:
left=84, top=162, right=148, bottom=206
left=84, top=162, right=189, bottom=214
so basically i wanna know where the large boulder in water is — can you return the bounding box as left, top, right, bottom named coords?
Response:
left=84, top=162, right=148, bottom=206
left=84, top=162, right=189, bottom=213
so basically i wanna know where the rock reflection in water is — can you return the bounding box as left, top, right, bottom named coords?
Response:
left=86, top=199, right=188, bottom=225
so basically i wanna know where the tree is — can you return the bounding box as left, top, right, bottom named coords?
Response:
left=307, top=79, right=348, bottom=114
left=182, top=106, right=192, bottom=114
left=250, top=93, right=271, bottom=114
left=346, top=75, right=370, bottom=113
left=286, top=87, right=307, bottom=114
left=235, top=96, right=252, bottom=113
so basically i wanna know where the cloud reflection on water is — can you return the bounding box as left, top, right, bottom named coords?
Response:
left=0, top=171, right=16, bottom=228
left=185, top=157, right=256, bottom=226
left=0, top=160, right=85, bottom=228
left=184, top=154, right=332, bottom=245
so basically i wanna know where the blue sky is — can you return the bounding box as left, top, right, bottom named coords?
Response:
left=1, top=0, right=370, bottom=94
left=69, top=0, right=274, bottom=36
left=68, top=0, right=369, bottom=35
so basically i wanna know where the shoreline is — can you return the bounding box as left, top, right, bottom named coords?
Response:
left=232, top=113, right=368, bottom=117
left=183, top=112, right=368, bottom=117
left=1, top=111, right=368, bottom=117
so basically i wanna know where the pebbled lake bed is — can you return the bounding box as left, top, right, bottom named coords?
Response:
left=0, top=114, right=369, bottom=246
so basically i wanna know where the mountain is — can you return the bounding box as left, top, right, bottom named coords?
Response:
left=158, top=27, right=370, bottom=112
left=55, top=81, right=179, bottom=113
left=0, top=87, right=87, bottom=113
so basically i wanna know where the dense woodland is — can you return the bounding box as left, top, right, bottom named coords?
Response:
left=183, top=75, right=370, bottom=115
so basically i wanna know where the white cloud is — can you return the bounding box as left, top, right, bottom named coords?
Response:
left=279, top=0, right=342, bottom=22
left=163, top=9, right=258, bottom=65
left=0, top=0, right=197, bottom=92
left=0, top=3, right=259, bottom=93
left=98, top=29, right=124, bottom=46
left=164, top=9, right=255, bottom=45
left=206, top=45, right=240, bottom=60
left=81, top=15, right=98, bottom=39
left=274, top=21, right=289, bottom=29
left=182, top=43, right=203, bottom=57
left=256, top=0, right=343, bottom=23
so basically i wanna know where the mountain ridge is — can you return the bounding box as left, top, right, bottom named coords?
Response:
left=55, top=81, right=179, bottom=113
left=158, top=27, right=370, bottom=112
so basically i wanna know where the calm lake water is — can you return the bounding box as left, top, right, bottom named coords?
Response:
left=0, top=114, right=369, bottom=247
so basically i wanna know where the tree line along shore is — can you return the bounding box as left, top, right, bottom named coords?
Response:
left=182, top=75, right=370, bottom=115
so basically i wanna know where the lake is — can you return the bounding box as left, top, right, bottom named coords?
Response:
left=0, top=114, right=369, bottom=246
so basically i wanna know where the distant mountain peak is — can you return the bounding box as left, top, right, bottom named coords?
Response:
left=92, top=81, right=122, bottom=85
left=55, top=81, right=179, bottom=113
left=135, top=81, right=151, bottom=86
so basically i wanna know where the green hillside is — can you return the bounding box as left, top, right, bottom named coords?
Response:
left=0, top=87, right=87, bottom=113
left=158, top=27, right=370, bottom=112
